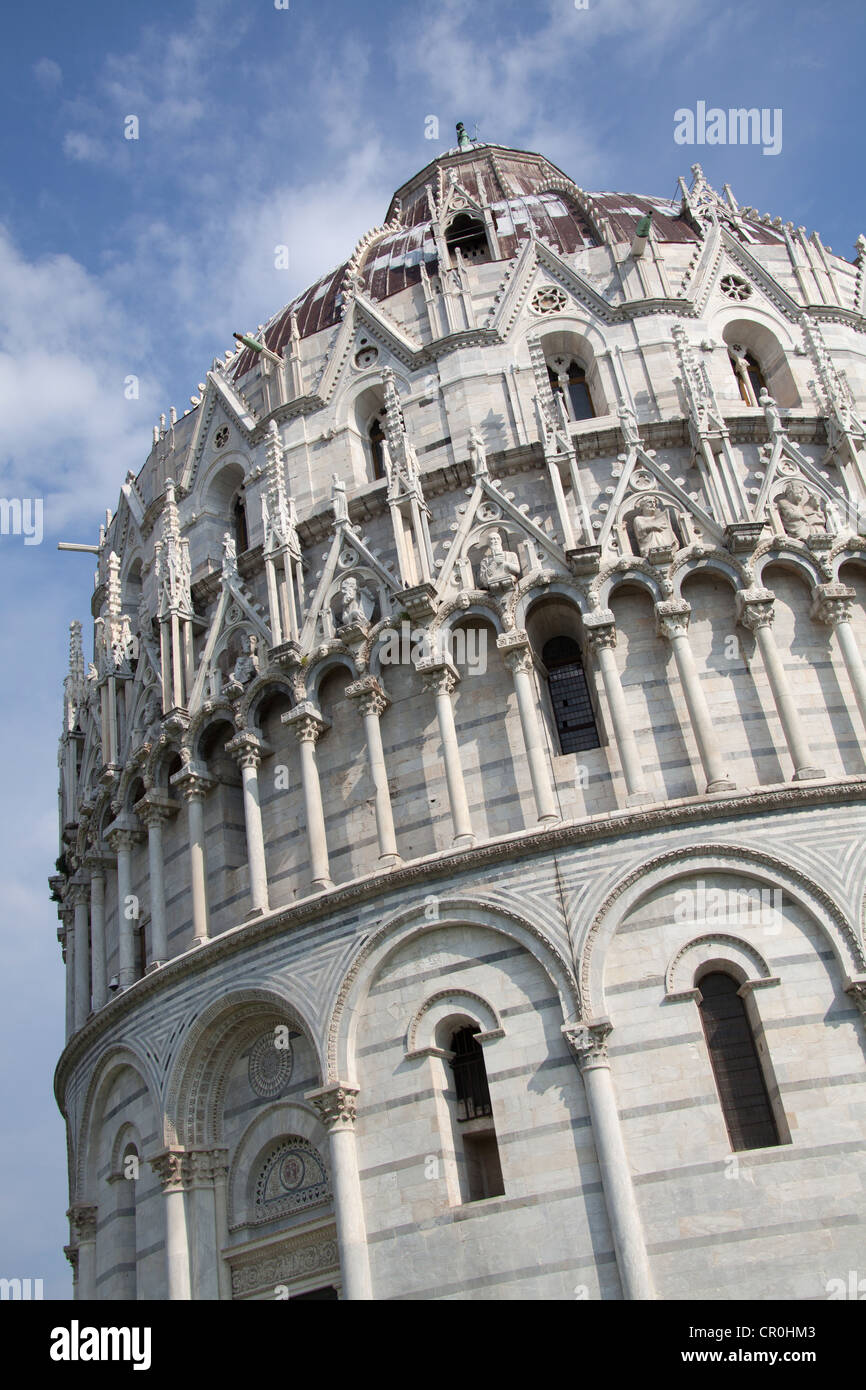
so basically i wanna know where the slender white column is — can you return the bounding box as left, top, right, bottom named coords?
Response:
left=226, top=733, right=271, bottom=916
left=564, top=1022, right=655, bottom=1301
left=67, top=1204, right=98, bottom=1302
left=70, top=877, right=91, bottom=1030
left=812, top=583, right=866, bottom=734
left=187, top=1151, right=223, bottom=1301
left=497, top=634, right=560, bottom=825
left=150, top=1150, right=191, bottom=1300
left=583, top=611, right=652, bottom=805
left=307, top=1083, right=372, bottom=1300
left=135, top=793, right=179, bottom=966
left=61, top=910, right=74, bottom=1041
left=87, top=858, right=108, bottom=1010
left=171, top=768, right=214, bottom=945
left=655, top=600, right=736, bottom=793
left=283, top=704, right=333, bottom=891
left=737, top=588, right=824, bottom=780
left=346, top=677, right=401, bottom=866
left=106, top=819, right=142, bottom=988
left=419, top=660, right=475, bottom=848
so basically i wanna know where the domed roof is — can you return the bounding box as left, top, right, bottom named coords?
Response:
left=230, top=141, right=792, bottom=379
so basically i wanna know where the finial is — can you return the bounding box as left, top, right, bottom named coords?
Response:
left=456, top=121, right=472, bottom=152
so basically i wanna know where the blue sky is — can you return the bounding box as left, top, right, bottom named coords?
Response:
left=0, top=0, right=863, bottom=1298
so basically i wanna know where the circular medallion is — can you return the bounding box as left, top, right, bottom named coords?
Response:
left=248, top=1032, right=293, bottom=1098
left=214, top=425, right=230, bottom=448
left=530, top=285, right=568, bottom=315
left=720, top=274, right=752, bottom=302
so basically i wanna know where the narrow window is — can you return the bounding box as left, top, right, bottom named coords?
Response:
left=548, top=360, right=595, bottom=422
left=449, top=1027, right=504, bottom=1202
left=698, top=972, right=781, bottom=1151
left=369, top=415, right=387, bottom=480
left=232, top=492, right=249, bottom=553
left=445, top=214, right=490, bottom=264
left=543, top=636, right=600, bottom=754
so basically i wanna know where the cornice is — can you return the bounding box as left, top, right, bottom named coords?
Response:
left=54, top=773, right=866, bottom=1107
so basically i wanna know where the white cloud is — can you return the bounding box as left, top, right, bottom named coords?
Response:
left=0, top=227, right=162, bottom=532
left=33, top=57, right=62, bottom=91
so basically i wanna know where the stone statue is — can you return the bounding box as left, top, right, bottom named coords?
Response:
left=222, top=531, right=238, bottom=579
left=632, top=496, right=679, bottom=557
left=332, top=474, right=349, bottom=525
left=339, top=575, right=371, bottom=628
left=776, top=481, right=827, bottom=539
left=759, top=388, right=784, bottom=437
left=456, top=122, right=472, bottom=152
left=478, top=530, right=521, bottom=590
left=468, top=425, right=488, bottom=479
left=231, top=633, right=259, bottom=686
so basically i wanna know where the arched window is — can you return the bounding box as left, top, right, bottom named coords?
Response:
left=232, top=491, right=249, bottom=554
left=369, top=414, right=387, bottom=480
left=448, top=1027, right=504, bottom=1201
left=729, top=346, right=767, bottom=406
left=548, top=359, right=595, bottom=422
left=698, top=971, right=781, bottom=1151
left=445, top=214, right=490, bottom=264
left=543, top=637, right=600, bottom=754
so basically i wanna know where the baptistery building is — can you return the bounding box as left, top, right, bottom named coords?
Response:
left=52, top=135, right=866, bottom=1301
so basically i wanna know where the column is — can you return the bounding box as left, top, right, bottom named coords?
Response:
left=812, top=583, right=866, bottom=734
left=564, top=1022, right=655, bottom=1301
left=106, top=819, right=142, bottom=988
left=496, top=634, right=560, bottom=825
left=150, top=1150, right=191, bottom=1300
left=737, top=588, right=824, bottom=780
left=210, top=1150, right=233, bottom=1300
left=67, top=1204, right=98, bottom=1301
left=419, top=660, right=475, bottom=848
left=655, top=600, right=736, bottom=793
left=70, top=877, right=91, bottom=1031
left=171, top=768, right=214, bottom=945
left=583, top=610, right=652, bottom=805
left=226, top=734, right=271, bottom=916
left=61, top=910, right=74, bottom=1041
left=282, top=704, right=333, bottom=891
left=135, top=793, right=179, bottom=967
left=86, top=857, right=108, bottom=1010
left=307, top=1083, right=372, bottom=1300
left=187, top=1150, right=228, bottom=1301
left=346, top=677, right=401, bottom=866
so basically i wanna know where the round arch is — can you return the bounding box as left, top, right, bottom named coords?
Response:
left=578, top=843, right=866, bottom=1019
left=74, top=1043, right=161, bottom=1201
left=324, top=895, right=580, bottom=1083
left=164, top=987, right=324, bottom=1149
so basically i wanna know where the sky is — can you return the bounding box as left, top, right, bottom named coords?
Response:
left=0, top=0, right=863, bottom=1299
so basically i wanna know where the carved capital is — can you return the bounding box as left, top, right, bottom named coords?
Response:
left=133, top=790, right=180, bottom=828
left=736, top=587, right=776, bottom=632
left=844, top=977, right=866, bottom=1018
left=105, top=815, right=143, bottom=853
left=417, top=658, right=459, bottom=697
left=63, top=1245, right=79, bottom=1274
left=225, top=731, right=271, bottom=771
left=149, top=1148, right=189, bottom=1192
left=282, top=702, right=329, bottom=745
left=187, top=1146, right=230, bottom=1186
left=67, top=876, right=90, bottom=909
left=171, top=765, right=215, bottom=803
left=811, top=582, right=855, bottom=627
left=345, top=675, right=390, bottom=719
left=67, top=1203, right=98, bottom=1243
left=306, top=1082, right=359, bottom=1131
left=583, top=608, right=618, bottom=653
left=496, top=630, right=534, bottom=675
left=563, top=1019, right=613, bottom=1071
left=655, top=598, right=691, bottom=641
